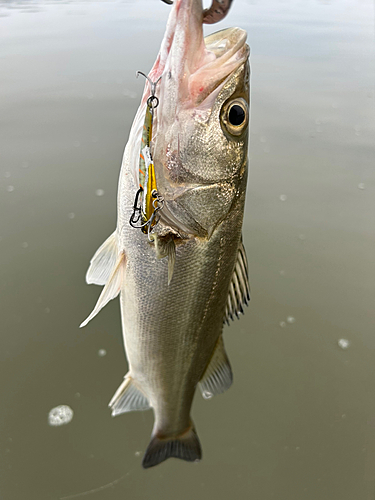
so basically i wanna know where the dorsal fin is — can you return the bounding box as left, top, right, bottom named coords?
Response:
left=80, top=251, right=126, bottom=328
left=86, top=231, right=118, bottom=286
left=109, top=376, right=150, bottom=416
left=224, top=238, right=250, bottom=324
left=199, top=336, right=232, bottom=399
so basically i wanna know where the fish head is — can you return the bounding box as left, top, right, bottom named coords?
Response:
left=128, top=0, right=250, bottom=237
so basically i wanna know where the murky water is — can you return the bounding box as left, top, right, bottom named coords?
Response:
left=1, top=0, right=374, bottom=498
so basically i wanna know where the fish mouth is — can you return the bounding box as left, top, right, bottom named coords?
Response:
left=149, top=0, right=248, bottom=109
left=189, top=27, right=248, bottom=106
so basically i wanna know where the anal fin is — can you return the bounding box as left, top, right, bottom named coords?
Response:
left=109, top=376, right=150, bottom=416
left=199, top=336, right=232, bottom=399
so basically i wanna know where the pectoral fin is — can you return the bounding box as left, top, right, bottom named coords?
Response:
left=151, top=234, right=176, bottom=285
left=199, top=336, right=232, bottom=399
left=80, top=251, right=126, bottom=327
left=108, top=376, right=150, bottom=416
left=86, top=231, right=118, bottom=286
left=224, top=238, right=250, bottom=324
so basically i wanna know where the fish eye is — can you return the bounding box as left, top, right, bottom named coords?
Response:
left=229, top=104, right=245, bottom=126
left=221, top=98, right=248, bottom=137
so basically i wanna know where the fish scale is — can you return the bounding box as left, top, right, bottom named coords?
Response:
left=119, top=169, right=246, bottom=438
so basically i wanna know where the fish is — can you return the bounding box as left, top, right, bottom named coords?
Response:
left=80, top=0, right=250, bottom=468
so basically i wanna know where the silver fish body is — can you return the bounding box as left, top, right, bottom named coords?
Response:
left=81, top=0, right=250, bottom=468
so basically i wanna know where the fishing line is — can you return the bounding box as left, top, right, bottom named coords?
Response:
left=59, top=466, right=136, bottom=500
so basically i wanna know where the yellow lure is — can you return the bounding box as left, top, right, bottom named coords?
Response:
left=138, top=101, right=158, bottom=233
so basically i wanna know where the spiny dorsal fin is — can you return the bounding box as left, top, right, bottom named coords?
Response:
left=224, top=238, right=250, bottom=324
left=108, top=376, right=150, bottom=416
left=86, top=231, right=118, bottom=286
left=142, top=423, right=201, bottom=468
left=199, top=336, right=232, bottom=399
left=152, top=234, right=176, bottom=285
left=80, top=251, right=126, bottom=328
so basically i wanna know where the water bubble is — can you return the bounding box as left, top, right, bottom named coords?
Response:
left=68, top=212, right=75, bottom=219
left=21, top=242, right=29, bottom=248
left=338, top=338, right=350, bottom=350
left=202, top=390, right=213, bottom=400
left=48, top=405, right=74, bottom=426
left=279, top=195, right=287, bottom=202
left=4, top=171, right=11, bottom=178
left=358, top=183, right=365, bottom=190
left=287, top=316, right=295, bottom=324
left=279, top=270, right=286, bottom=276
left=95, top=189, right=105, bottom=197
left=135, top=451, right=141, bottom=457
left=279, top=321, right=286, bottom=328
left=75, top=392, right=81, bottom=399
left=6, top=185, right=14, bottom=192
left=341, top=414, right=346, bottom=419
left=98, top=349, right=107, bottom=357
left=296, top=446, right=300, bottom=451
left=45, top=308, right=50, bottom=314
left=298, top=234, right=306, bottom=240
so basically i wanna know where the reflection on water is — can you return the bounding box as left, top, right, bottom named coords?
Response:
left=1, top=0, right=374, bottom=499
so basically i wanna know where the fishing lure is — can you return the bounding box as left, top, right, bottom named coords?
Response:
left=129, top=73, right=164, bottom=238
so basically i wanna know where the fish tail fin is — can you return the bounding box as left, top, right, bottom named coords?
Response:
left=142, top=422, right=202, bottom=469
